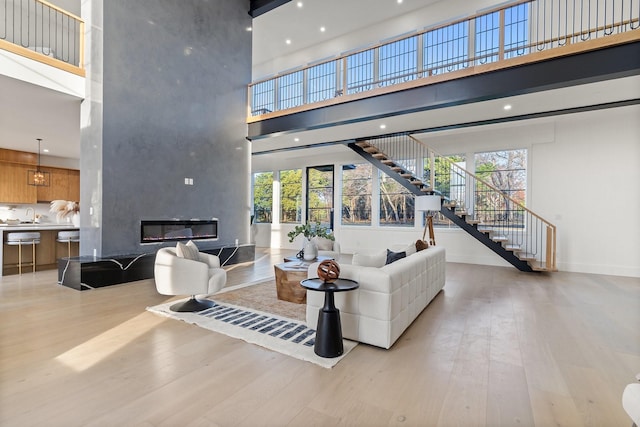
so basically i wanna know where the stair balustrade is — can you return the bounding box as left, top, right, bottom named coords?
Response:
left=348, top=133, right=556, bottom=272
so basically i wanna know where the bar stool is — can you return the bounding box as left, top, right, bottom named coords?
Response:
left=6, top=232, right=41, bottom=275
left=57, top=230, right=80, bottom=258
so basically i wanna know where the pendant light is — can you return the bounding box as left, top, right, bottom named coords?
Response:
left=27, top=138, right=50, bottom=186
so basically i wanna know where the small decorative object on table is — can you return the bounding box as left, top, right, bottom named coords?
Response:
left=317, top=259, right=340, bottom=283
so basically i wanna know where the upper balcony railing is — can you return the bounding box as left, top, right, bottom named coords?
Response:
left=0, top=0, right=84, bottom=76
left=248, top=0, right=639, bottom=121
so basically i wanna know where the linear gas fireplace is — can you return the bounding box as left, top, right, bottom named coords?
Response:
left=140, top=219, right=218, bottom=244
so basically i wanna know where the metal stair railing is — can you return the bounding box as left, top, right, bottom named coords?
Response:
left=408, top=135, right=557, bottom=271
left=349, top=133, right=556, bottom=272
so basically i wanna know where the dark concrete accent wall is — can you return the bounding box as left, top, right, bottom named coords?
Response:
left=82, top=0, right=252, bottom=257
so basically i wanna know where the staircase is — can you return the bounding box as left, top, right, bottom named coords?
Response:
left=347, top=134, right=557, bottom=272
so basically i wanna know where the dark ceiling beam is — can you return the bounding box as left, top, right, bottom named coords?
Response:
left=249, top=0, right=291, bottom=18
left=247, top=42, right=640, bottom=140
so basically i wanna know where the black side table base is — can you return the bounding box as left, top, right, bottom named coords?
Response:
left=315, top=292, right=343, bottom=358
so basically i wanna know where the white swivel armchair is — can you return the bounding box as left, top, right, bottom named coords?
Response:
left=623, top=373, right=640, bottom=427
left=154, top=243, right=227, bottom=312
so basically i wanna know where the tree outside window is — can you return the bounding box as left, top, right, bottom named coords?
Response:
left=475, top=149, right=527, bottom=226
left=253, top=172, right=273, bottom=223
left=280, top=169, right=302, bottom=224
left=379, top=171, right=414, bottom=226
left=307, top=166, right=333, bottom=227
left=342, top=164, right=372, bottom=225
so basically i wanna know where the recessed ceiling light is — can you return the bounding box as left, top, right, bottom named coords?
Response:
left=297, top=1, right=303, bottom=7
left=503, top=104, right=512, bottom=111
left=380, top=124, right=387, bottom=129
left=320, top=26, right=326, bottom=32
left=285, top=39, right=291, bottom=45
left=43, top=149, right=50, bottom=153
left=397, top=0, right=403, bottom=4
left=294, top=138, right=300, bottom=142
left=246, top=26, right=252, bottom=32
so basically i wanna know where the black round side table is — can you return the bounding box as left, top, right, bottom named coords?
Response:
left=300, top=278, right=359, bottom=358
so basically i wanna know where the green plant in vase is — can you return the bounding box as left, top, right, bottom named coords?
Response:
left=287, top=221, right=334, bottom=260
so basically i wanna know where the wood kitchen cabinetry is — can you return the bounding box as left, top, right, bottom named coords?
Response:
left=0, top=148, right=79, bottom=203
left=0, top=162, right=37, bottom=203
left=36, top=167, right=80, bottom=202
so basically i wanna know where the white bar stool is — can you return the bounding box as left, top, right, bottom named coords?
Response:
left=6, top=232, right=41, bottom=274
left=57, top=230, right=80, bottom=258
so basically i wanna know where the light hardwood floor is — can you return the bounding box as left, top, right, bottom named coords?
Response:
left=1, top=248, right=638, bottom=426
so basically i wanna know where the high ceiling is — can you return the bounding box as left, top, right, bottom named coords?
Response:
left=0, top=0, right=637, bottom=161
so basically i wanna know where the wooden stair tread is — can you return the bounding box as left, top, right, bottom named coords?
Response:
left=505, top=244, right=521, bottom=251
left=381, top=160, right=395, bottom=165
left=466, top=219, right=481, bottom=225
left=518, top=253, right=537, bottom=261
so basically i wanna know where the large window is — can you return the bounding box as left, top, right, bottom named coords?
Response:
left=423, top=21, right=469, bottom=75
left=278, top=71, right=303, bottom=110
left=346, top=49, right=374, bottom=94
left=253, top=172, right=273, bottom=223
left=280, top=169, right=302, bottom=223
left=307, top=166, right=334, bottom=227
left=424, top=154, right=466, bottom=227
left=475, top=149, right=527, bottom=224
left=307, top=61, right=339, bottom=103
left=341, top=164, right=372, bottom=225
left=379, top=171, right=414, bottom=226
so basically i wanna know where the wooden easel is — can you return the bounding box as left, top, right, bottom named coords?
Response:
left=421, top=215, right=436, bottom=246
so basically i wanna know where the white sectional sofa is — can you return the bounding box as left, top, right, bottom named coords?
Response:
left=306, top=244, right=446, bottom=349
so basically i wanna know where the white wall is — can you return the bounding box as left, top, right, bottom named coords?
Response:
left=530, top=105, right=640, bottom=276
left=251, top=105, right=640, bottom=277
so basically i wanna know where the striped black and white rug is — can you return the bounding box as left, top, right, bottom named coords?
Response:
left=146, top=299, right=357, bottom=369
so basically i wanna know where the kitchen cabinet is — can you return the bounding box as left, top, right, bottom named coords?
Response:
left=68, top=169, right=80, bottom=201
left=37, top=167, right=77, bottom=202
left=0, top=162, right=37, bottom=203
left=0, top=148, right=79, bottom=204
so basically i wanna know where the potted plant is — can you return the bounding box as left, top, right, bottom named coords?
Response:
left=287, top=221, right=334, bottom=260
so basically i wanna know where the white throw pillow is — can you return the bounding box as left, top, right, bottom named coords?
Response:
left=312, top=236, right=334, bottom=251
left=176, top=240, right=200, bottom=261
left=352, top=250, right=386, bottom=268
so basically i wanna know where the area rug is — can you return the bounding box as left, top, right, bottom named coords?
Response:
left=146, top=279, right=357, bottom=369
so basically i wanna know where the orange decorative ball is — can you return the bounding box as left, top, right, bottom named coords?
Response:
left=317, top=260, right=340, bottom=283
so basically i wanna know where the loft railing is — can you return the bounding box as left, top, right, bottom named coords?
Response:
left=359, top=132, right=556, bottom=271
left=0, top=0, right=84, bottom=75
left=248, top=0, right=639, bottom=120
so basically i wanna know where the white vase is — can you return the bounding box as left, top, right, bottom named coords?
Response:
left=71, top=213, right=80, bottom=227
left=302, top=238, right=318, bottom=261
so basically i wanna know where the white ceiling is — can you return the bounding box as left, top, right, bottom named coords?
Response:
left=0, top=74, right=81, bottom=159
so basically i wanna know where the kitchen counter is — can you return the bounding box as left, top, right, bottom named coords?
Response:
left=0, top=223, right=78, bottom=230
left=1, top=224, right=79, bottom=276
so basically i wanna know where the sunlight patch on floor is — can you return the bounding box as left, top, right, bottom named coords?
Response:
left=55, top=312, right=165, bottom=372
